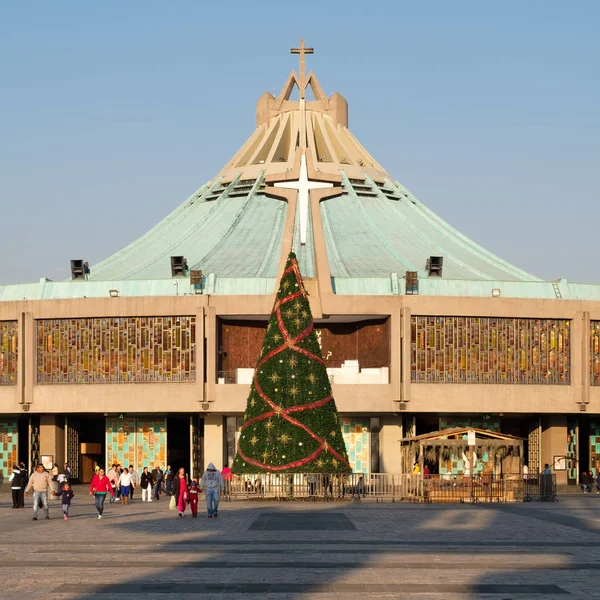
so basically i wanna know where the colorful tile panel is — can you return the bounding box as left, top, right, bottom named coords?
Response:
left=590, top=423, right=600, bottom=477
left=36, top=316, right=196, bottom=384
left=106, top=418, right=136, bottom=468
left=0, top=321, right=18, bottom=386
left=136, top=420, right=166, bottom=470
left=0, top=421, right=18, bottom=478
left=106, top=418, right=166, bottom=470
left=341, top=419, right=369, bottom=474
left=411, top=316, right=570, bottom=384
left=591, top=321, right=600, bottom=386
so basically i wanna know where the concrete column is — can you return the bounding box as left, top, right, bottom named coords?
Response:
left=206, top=307, right=217, bottom=402
left=379, top=416, right=403, bottom=473
left=204, top=414, right=225, bottom=471
left=40, top=415, right=65, bottom=468
left=196, top=306, right=205, bottom=403
left=541, top=415, right=567, bottom=485
left=400, top=307, right=412, bottom=402
left=23, top=312, right=35, bottom=406
left=226, top=416, right=238, bottom=469
left=581, top=311, right=591, bottom=405
left=390, top=309, right=401, bottom=400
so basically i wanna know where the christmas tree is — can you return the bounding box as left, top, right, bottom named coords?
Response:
left=233, top=252, right=351, bottom=474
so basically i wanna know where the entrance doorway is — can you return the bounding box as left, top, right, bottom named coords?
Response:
left=167, top=417, right=191, bottom=475
left=79, top=417, right=105, bottom=483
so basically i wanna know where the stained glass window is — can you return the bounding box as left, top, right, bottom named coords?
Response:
left=36, top=316, right=196, bottom=384
left=0, top=321, right=18, bottom=386
left=411, top=316, right=570, bottom=384
left=592, top=321, right=600, bottom=386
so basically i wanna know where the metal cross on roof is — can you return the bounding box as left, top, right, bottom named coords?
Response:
left=291, top=39, right=314, bottom=100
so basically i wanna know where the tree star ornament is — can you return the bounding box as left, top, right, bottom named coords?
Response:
left=232, top=252, right=351, bottom=474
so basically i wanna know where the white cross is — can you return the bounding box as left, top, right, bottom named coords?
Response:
left=274, top=154, right=332, bottom=245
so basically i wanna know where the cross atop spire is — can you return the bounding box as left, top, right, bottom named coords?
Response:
left=290, top=39, right=314, bottom=100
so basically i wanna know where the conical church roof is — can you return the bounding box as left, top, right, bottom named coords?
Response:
left=89, top=43, right=535, bottom=287
left=3, top=42, right=600, bottom=301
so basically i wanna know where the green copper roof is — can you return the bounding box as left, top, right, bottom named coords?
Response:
left=88, top=175, right=286, bottom=281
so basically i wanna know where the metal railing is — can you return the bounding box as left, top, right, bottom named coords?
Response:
left=223, top=473, right=422, bottom=502
left=220, top=473, right=556, bottom=503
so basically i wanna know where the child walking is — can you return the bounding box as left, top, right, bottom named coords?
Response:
left=188, top=481, right=199, bottom=518
left=61, top=483, right=74, bottom=520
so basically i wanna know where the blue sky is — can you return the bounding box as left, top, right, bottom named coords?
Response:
left=1, top=1, right=598, bottom=284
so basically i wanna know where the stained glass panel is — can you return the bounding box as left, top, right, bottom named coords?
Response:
left=37, top=316, right=196, bottom=384
left=411, top=316, right=570, bottom=384
left=591, top=321, right=600, bottom=386
left=0, top=321, right=18, bottom=386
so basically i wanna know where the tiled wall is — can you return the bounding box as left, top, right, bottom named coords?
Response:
left=0, top=421, right=18, bottom=478
left=590, top=423, right=600, bottom=476
left=106, top=418, right=166, bottom=470
left=341, top=418, right=369, bottom=474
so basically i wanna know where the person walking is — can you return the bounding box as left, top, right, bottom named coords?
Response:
left=9, top=465, right=23, bottom=508
left=221, top=465, right=232, bottom=500
left=128, top=466, right=139, bottom=500
left=118, top=467, right=132, bottom=505
left=107, top=464, right=119, bottom=503
left=164, top=465, right=173, bottom=496
left=61, top=482, right=74, bottom=520
left=172, top=467, right=189, bottom=518
left=89, top=468, right=114, bottom=519
left=581, top=472, right=590, bottom=493
left=25, top=464, right=52, bottom=521
left=63, top=463, right=71, bottom=481
left=188, top=480, right=199, bottom=518
left=140, top=467, right=152, bottom=502
left=50, top=463, right=60, bottom=499
left=200, top=462, right=224, bottom=519
left=151, top=465, right=163, bottom=501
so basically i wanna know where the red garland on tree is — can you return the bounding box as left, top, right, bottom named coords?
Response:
left=233, top=252, right=351, bottom=473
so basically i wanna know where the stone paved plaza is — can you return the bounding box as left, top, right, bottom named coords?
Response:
left=1, top=488, right=600, bottom=599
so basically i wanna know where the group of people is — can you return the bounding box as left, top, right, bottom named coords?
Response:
left=12, top=462, right=74, bottom=521
left=100, top=463, right=173, bottom=504
left=580, top=471, right=600, bottom=493
left=89, top=462, right=225, bottom=519
left=11, top=459, right=227, bottom=521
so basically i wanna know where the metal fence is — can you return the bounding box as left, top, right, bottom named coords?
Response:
left=222, top=473, right=556, bottom=503
left=224, top=473, right=421, bottom=502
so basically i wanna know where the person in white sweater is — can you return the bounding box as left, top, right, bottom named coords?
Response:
left=118, top=469, right=133, bottom=505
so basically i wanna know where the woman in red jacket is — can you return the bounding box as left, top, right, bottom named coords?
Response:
left=89, top=468, right=115, bottom=519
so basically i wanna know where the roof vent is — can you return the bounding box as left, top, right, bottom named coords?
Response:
left=190, top=270, right=203, bottom=286
left=427, top=256, right=443, bottom=277
left=405, top=271, right=419, bottom=295
left=170, top=256, right=188, bottom=277
left=70, top=259, right=89, bottom=281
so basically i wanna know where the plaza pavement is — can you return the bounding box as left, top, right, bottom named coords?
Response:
left=1, top=487, right=600, bottom=599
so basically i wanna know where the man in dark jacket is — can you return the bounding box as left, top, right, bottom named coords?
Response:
left=9, top=465, right=23, bottom=508
left=151, top=465, right=163, bottom=501
left=140, top=467, right=152, bottom=502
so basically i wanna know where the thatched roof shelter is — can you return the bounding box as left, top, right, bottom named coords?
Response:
left=400, top=427, right=524, bottom=476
